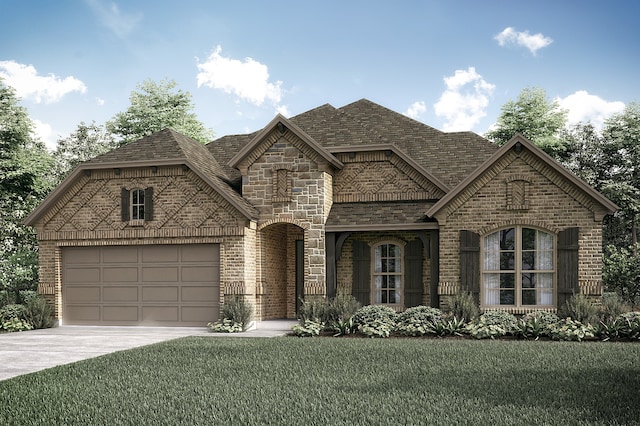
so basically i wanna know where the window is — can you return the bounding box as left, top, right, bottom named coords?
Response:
left=483, top=227, right=554, bottom=307
left=121, top=187, right=153, bottom=223
left=372, top=243, right=403, bottom=306
left=131, top=189, right=145, bottom=220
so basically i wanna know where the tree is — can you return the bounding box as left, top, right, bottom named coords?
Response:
left=52, top=121, right=117, bottom=182
left=106, top=79, right=214, bottom=146
left=485, top=87, right=569, bottom=161
left=0, top=79, right=54, bottom=300
left=600, top=102, right=640, bottom=249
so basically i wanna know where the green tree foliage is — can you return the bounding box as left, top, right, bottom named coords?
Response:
left=485, top=87, right=569, bottom=161
left=603, top=244, right=640, bottom=307
left=106, top=79, right=214, bottom=146
left=0, top=79, right=54, bottom=298
left=52, top=121, right=117, bottom=182
left=600, top=102, right=640, bottom=248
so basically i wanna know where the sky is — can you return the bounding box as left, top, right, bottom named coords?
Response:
left=1, top=0, right=639, bottom=151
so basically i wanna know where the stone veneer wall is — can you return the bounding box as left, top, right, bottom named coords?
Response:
left=32, top=165, right=252, bottom=320
left=433, top=150, right=610, bottom=313
left=336, top=232, right=432, bottom=307
left=239, top=128, right=333, bottom=309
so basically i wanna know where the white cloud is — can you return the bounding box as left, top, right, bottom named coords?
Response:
left=495, top=27, right=553, bottom=56
left=405, top=101, right=427, bottom=120
left=276, top=104, right=291, bottom=117
left=0, top=60, right=87, bottom=103
left=434, top=67, right=495, bottom=131
left=196, top=45, right=284, bottom=108
left=557, top=90, right=625, bottom=128
left=32, top=119, right=57, bottom=151
left=85, top=0, right=142, bottom=38
left=96, top=97, right=105, bottom=106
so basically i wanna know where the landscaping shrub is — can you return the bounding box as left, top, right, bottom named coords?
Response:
left=549, top=317, right=595, bottom=341
left=352, top=305, right=397, bottom=338
left=1, top=317, right=33, bottom=332
left=603, top=243, right=640, bottom=307
left=0, top=290, right=16, bottom=307
left=23, top=295, right=54, bottom=329
left=297, top=296, right=330, bottom=323
left=449, top=291, right=479, bottom=322
left=325, top=293, right=361, bottom=324
left=395, top=306, right=443, bottom=336
left=291, top=319, right=324, bottom=337
left=598, top=311, right=640, bottom=341
left=466, top=310, right=518, bottom=339
left=559, top=293, right=599, bottom=325
left=0, top=304, right=27, bottom=322
left=430, top=315, right=467, bottom=337
left=207, top=295, right=253, bottom=332
left=515, top=311, right=559, bottom=339
left=598, top=293, right=629, bottom=322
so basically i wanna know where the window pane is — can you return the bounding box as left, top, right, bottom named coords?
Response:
left=374, top=276, right=383, bottom=289
left=381, top=244, right=388, bottom=257
left=522, top=228, right=536, bottom=250
left=522, top=273, right=536, bottom=288
left=522, top=289, right=536, bottom=305
left=375, top=291, right=383, bottom=304
left=484, top=273, right=500, bottom=305
left=500, top=289, right=514, bottom=305
left=381, top=259, right=388, bottom=273
left=500, top=252, right=515, bottom=270
left=522, top=251, right=535, bottom=270
left=500, top=228, right=515, bottom=250
left=538, top=251, right=553, bottom=270
left=538, top=273, right=553, bottom=288
left=500, top=273, right=514, bottom=289
left=539, top=289, right=553, bottom=305
left=538, top=232, right=553, bottom=250
left=389, top=290, right=397, bottom=304
left=374, top=248, right=382, bottom=272
left=388, top=259, right=398, bottom=273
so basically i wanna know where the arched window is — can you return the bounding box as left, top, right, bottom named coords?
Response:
left=372, top=242, right=403, bottom=306
left=483, top=227, right=554, bottom=307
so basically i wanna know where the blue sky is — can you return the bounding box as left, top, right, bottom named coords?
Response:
left=1, top=0, right=638, bottom=150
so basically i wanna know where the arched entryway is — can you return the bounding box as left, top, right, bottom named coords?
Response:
left=257, top=222, right=305, bottom=319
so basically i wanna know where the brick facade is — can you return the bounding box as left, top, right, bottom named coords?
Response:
left=27, top=101, right=616, bottom=325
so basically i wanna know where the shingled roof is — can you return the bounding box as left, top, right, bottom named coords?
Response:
left=207, top=99, right=497, bottom=189
left=26, top=128, right=258, bottom=225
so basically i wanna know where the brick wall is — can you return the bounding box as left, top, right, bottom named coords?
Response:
left=336, top=231, right=432, bottom=307
left=433, top=149, right=609, bottom=312
left=32, top=165, right=253, bottom=321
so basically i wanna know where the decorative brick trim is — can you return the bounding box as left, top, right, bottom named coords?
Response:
left=579, top=280, right=602, bottom=296
left=224, top=281, right=246, bottom=295
left=258, top=218, right=309, bottom=231
left=482, top=307, right=557, bottom=315
left=304, top=281, right=325, bottom=295
left=478, top=219, right=561, bottom=236
left=438, top=282, right=459, bottom=295
left=38, top=282, right=55, bottom=295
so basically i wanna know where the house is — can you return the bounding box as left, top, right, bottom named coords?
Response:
left=25, top=99, right=617, bottom=326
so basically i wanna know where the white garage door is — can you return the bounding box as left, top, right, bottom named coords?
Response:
left=62, top=244, right=220, bottom=326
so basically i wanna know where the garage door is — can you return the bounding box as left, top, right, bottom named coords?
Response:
left=62, top=244, right=220, bottom=326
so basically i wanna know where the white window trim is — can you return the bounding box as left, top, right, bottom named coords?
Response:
left=370, top=241, right=404, bottom=309
left=481, top=226, right=556, bottom=309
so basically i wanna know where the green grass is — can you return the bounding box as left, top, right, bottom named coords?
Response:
left=1, top=338, right=639, bottom=425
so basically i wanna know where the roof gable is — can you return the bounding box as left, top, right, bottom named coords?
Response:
left=426, top=134, right=618, bottom=220
left=228, top=114, right=343, bottom=172
left=26, top=129, right=258, bottom=225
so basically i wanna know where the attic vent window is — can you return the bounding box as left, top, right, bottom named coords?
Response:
left=506, top=176, right=531, bottom=211
left=272, top=165, right=293, bottom=203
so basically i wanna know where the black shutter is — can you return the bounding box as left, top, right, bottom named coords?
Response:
left=144, top=187, right=154, bottom=221
left=121, top=188, right=130, bottom=221
left=557, top=227, right=579, bottom=309
left=352, top=239, right=371, bottom=306
left=460, top=230, right=480, bottom=304
left=404, top=238, right=423, bottom=308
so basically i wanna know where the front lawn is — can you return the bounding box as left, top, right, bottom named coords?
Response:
left=1, top=337, right=639, bottom=425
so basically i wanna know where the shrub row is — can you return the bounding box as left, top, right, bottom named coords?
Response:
left=292, top=294, right=640, bottom=342
left=0, top=292, right=55, bottom=333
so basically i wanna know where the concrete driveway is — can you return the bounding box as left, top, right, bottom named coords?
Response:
left=0, top=321, right=295, bottom=382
